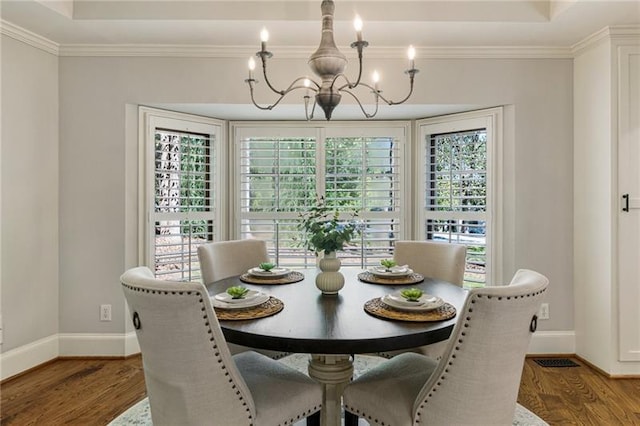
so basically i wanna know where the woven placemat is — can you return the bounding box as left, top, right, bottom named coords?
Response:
left=239, top=271, right=305, bottom=285
left=214, top=297, right=284, bottom=320
left=358, top=271, right=425, bottom=285
left=364, top=298, right=456, bottom=322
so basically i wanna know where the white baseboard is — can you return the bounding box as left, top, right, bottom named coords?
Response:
left=58, top=332, right=138, bottom=357
left=124, top=331, right=141, bottom=356
left=0, top=334, right=59, bottom=381
left=527, top=330, right=576, bottom=354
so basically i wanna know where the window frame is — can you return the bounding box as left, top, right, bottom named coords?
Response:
left=137, top=109, right=503, bottom=284
left=416, top=108, right=503, bottom=285
left=139, top=107, right=227, bottom=278
left=230, top=121, right=411, bottom=267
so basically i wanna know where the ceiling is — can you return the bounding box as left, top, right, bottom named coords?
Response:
left=3, top=0, right=638, bottom=47
left=2, top=0, right=638, bottom=120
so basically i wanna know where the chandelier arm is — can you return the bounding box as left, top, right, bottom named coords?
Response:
left=378, top=71, right=418, bottom=105
left=260, top=56, right=287, bottom=96
left=340, top=88, right=379, bottom=119
left=304, top=97, right=311, bottom=121
left=329, top=56, right=364, bottom=91
left=246, top=82, right=277, bottom=110
left=352, top=47, right=364, bottom=88
left=248, top=79, right=317, bottom=111
left=335, top=73, right=361, bottom=92
left=304, top=95, right=318, bottom=121
left=285, top=77, right=320, bottom=93
left=310, top=98, right=317, bottom=119
left=349, top=40, right=368, bottom=88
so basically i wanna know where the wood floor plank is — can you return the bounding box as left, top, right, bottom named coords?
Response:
left=518, top=358, right=640, bottom=426
left=2, top=355, right=639, bottom=425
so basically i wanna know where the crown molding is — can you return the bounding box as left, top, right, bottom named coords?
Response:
left=58, top=44, right=572, bottom=59
left=9, top=17, right=625, bottom=60
left=0, top=20, right=59, bottom=56
left=572, top=25, right=640, bottom=56
left=416, top=46, right=572, bottom=59
left=59, top=44, right=252, bottom=58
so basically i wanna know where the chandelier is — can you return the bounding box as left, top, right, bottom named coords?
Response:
left=244, top=0, right=419, bottom=120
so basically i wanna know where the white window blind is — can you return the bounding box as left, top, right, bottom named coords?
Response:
left=143, top=110, right=223, bottom=281
left=324, top=134, right=403, bottom=266
left=237, top=132, right=318, bottom=267
left=427, top=129, right=487, bottom=285
left=418, top=110, right=501, bottom=287
left=234, top=124, right=408, bottom=268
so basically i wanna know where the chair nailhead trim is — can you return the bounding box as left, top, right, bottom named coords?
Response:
left=277, top=406, right=322, bottom=426
left=414, top=286, right=548, bottom=420
left=121, top=281, right=254, bottom=423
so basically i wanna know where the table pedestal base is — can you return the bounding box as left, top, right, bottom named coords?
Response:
left=308, top=354, right=354, bottom=426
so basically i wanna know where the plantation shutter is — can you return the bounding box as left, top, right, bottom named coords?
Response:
left=324, top=127, right=405, bottom=266
left=236, top=128, right=318, bottom=267
left=422, top=126, right=489, bottom=286
left=146, top=114, right=222, bottom=281
left=234, top=124, right=408, bottom=268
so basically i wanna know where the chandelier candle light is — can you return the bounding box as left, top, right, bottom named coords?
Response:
left=245, top=0, right=419, bottom=120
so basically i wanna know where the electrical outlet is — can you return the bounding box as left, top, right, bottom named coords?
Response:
left=100, top=304, right=112, bottom=321
left=539, top=303, right=549, bottom=320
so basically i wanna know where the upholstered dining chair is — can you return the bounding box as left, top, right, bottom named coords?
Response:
left=383, top=240, right=467, bottom=359
left=344, top=269, right=548, bottom=426
left=393, top=240, right=467, bottom=286
left=197, top=239, right=270, bottom=284
left=121, top=266, right=322, bottom=426
left=197, top=239, right=287, bottom=358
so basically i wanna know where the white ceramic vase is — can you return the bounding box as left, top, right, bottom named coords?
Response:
left=315, top=251, right=345, bottom=295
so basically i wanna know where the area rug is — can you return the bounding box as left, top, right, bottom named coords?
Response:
left=109, top=354, right=548, bottom=426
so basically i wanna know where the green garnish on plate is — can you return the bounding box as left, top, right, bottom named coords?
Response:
left=400, top=288, right=423, bottom=302
left=380, top=259, right=397, bottom=270
left=259, top=262, right=277, bottom=272
left=226, top=286, right=250, bottom=299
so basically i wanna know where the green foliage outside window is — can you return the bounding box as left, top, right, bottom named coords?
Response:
left=432, top=130, right=487, bottom=213
left=155, top=132, right=212, bottom=235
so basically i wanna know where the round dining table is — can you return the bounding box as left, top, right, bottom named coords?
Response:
left=206, top=267, right=468, bottom=426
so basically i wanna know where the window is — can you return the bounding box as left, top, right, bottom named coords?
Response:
left=324, top=129, right=405, bottom=266
left=139, top=110, right=501, bottom=285
left=417, top=109, right=502, bottom=286
left=141, top=109, right=225, bottom=280
left=233, top=124, right=409, bottom=268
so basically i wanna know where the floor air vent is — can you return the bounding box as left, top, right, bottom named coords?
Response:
left=533, top=358, right=580, bottom=368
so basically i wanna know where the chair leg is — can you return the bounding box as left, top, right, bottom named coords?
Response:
left=306, top=411, right=320, bottom=426
left=344, top=410, right=359, bottom=426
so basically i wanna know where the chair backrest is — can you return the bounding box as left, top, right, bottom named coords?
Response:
left=197, top=239, right=269, bottom=284
left=413, top=269, right=549, bottom=425
left=393, top=240, right=467, bottom=286
left=120, top=266, right=256, bottom=425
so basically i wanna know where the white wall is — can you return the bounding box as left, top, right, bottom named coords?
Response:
left=0, top=35, right=575, bottom=371
left=1, top=35, right=59, bottom=352
left=55, top=55, right=574, bottom=341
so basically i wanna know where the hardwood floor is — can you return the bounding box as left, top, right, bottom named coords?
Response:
left=518, top=358, right=640, bottom=425
left=1, top=355, right=639, bottom=425
left=1, top=357, right=145, bottom=425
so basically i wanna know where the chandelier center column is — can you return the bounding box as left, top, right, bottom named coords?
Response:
left=308, top=0, right=347, bottom=120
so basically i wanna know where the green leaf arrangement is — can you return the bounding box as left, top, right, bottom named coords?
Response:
left=400, top=288, right=423, bottom=302
left=259, top=262, right=276, bottom=272
left=298, top=196, right=360, bottom=254
left=226, top=286, right=250, bottom=299
left=380, top=259, right=397, bottom=270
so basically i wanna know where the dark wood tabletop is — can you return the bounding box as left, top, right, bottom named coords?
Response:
left=206, top=268, right=469, bottom=354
